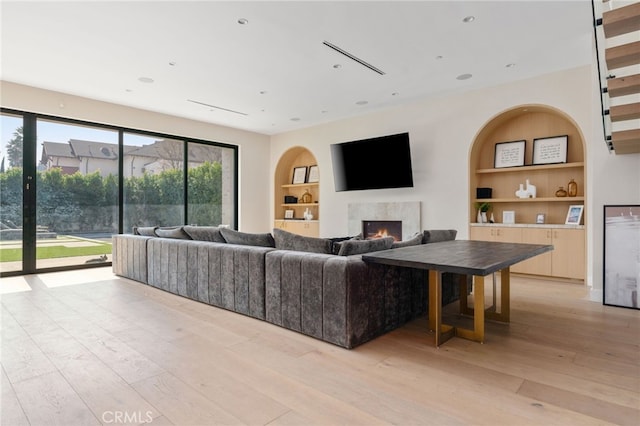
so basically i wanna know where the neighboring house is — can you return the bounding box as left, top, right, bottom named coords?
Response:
left=40, top=141, right=80, bottom=175
left=40, top=139, right=217, bottom=177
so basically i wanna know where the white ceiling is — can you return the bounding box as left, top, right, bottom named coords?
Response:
left=1, top=1, right=594, bottom=136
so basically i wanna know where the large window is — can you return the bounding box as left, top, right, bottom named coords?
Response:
left=123, top=133, right=185, bottom=231
left=0, top=113, right=24, bottom=273
left=0, top=109, right=238, bottom=276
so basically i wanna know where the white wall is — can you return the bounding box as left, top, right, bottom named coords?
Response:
left=0, top=81, right=272, bottom=233
left=270, top=65, right=640, bottom=296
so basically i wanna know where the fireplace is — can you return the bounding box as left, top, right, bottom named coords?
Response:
left=362, top=220, right=402, bottom=242
left=348, top=202, right=420, bottom=241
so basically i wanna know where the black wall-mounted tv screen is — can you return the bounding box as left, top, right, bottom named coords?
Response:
left=331, top=132, right=414, bottom=192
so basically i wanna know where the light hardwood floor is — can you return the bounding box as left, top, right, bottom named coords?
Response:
left=1, top=268, right=638, bottom=426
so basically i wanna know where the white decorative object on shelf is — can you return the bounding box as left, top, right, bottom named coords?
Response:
left=515, top=179, right=537, bottom=198
left=526, top=179, right=537, bottom=198
left=304, top=208, right=314, bottom=221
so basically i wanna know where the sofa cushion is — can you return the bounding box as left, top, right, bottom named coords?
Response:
left=391, top=233, right=423, bottom=249
left=220, top=228, right=275, bottom=247
left=135, top=226, right=158, bottom=237
left=422, top=229, right=457, bottom=244
left=273, top=228, right=333, bottom=254
left=183, top=225, right=226, bottom=243
left=155, top=226, right=192, bottom=239
left=336, top=236, right=394, bottom=256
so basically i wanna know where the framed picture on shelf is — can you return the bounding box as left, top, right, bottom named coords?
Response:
left=533, top=135, right=568, bottom=165
left=536, top=213, right=545, bottom=224
left=306, top=165, right=319, bottom=183
left=603, top=205, right=640, bottom=309
left=565, top=205, right=584, bottom=225
left=292, top=166, right=307, bottom=184
left=494, top=140, right=526, bottom=168
left=502, top=210, right=515, bottom=224
left=284, top=209, right=294, bottom=219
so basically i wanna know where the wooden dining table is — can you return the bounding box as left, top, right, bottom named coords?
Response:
left=362, top=240, right=553, bottom=346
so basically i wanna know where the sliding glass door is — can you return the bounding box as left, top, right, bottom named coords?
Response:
left=35, top=119, right=118, bottom=269
left=0, top=113, right=24, bottom=273
left=0, top=108, right=238, bottom=277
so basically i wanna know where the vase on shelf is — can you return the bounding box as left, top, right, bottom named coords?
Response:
left=477, top=209, right=483, bottom=223
left=481, top=212, right=488, bottom=223
left=567, top=179, right=578, bottom=197
left=555, top=186, right=567, bottom=197
left=300, top=189, right=312, bottom=204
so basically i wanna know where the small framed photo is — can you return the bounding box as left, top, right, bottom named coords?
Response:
left=503, top=210, right=515, bottom=224
left=565, top=205, right=584, bottom=225
left=292, top=166, right=307, bottom=184
left=533, top=135, right=568, bottom=165
left=536, top=213, right=546, bottom=224
left=494, top=140, right=526, bottom=168
left=306, top=165, right=319, bottom=183
left=284, top=209, right=294, bottom=219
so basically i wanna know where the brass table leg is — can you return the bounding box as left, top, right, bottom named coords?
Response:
left=454, top=275, right=485, bottom=343
left=429, top=270, right=455, bottom=347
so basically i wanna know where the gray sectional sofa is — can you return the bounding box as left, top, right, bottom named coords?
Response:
left=112, top=226, right=465, bottom=349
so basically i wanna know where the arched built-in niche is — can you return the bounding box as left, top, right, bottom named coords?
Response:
left=274, top=146, right=319, bottom=237
left=469, top=104, right=586, bottom=280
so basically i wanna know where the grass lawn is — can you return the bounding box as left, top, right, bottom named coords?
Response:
left=0, top=239, right=112, bottom=262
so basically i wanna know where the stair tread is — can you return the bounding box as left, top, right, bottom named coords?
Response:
left=609, top=102, right=640, bottom=122
left=603, top=2, right=640, bottom=38
left=605, top=40, right=640, bottom=70
left=607, top=73, right=640, bottom=97
left=611, top=131, right=640, bottom=154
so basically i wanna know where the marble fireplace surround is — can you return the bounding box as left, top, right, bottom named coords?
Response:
left=347, top=202, right=421, bottom=241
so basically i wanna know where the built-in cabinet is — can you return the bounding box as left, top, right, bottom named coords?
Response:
left=469, top=105, right=586, bottom=281
left=469, top=225, right=585, bottom=280
left=274, top=147, right=319, bottom=237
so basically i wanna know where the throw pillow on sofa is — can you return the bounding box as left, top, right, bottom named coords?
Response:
left=219, top=227, right=275, bottom=247
left=422, top=229, right=457, bottom=244
left=336, top=236, right=394, bottom=256
left=391, top=232, right=423, bottom=249
left=154, top=226, right=192, bottom=239
left=183, top=225, right=226, bottom=243
left=273, top=228, right=333, bottom=254
left=134, top=226, right=158, bottom=237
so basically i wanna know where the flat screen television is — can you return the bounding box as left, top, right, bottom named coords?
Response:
left=331, top=132, right=414, bottom=191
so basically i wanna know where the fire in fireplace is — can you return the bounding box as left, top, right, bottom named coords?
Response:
left=362, top=220, right=402, bottom=241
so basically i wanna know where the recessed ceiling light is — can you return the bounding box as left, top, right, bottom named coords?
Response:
left=259, top=90, right=267, bottom=95
left=462, top=16, right=475, bottom=23
left=506, top=63, right=516, bottom=68
left=435, top=55, right=443, bottom=60
left=356, top=100, right=368, bottom=105
left=321, top=110, right=328, bottom=114
left=290, top=117, right=301, bottom=121
left=392, top=92, right=399, bottom=96
left=138, top=77, right=154, bottom=83
left=168, top=62, right=176, bottom=66
left=125, top=89, right=133, bottom=92
left=237, top=18, right=248, bottom=25
left=456, top=73, right=472, bottom=80
left=333, top=64, right=342, bottom=69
